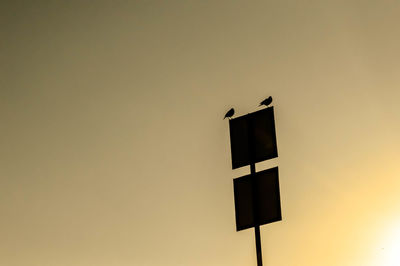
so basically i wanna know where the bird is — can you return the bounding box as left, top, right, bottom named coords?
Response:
left=259, top=96, right=273, bottom=107
left=223, top=108, right=235, bottom=120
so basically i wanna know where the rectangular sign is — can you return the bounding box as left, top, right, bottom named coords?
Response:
left=229, top=107, right=278, bottom=169
left=233, top=167, right=282, bottom=231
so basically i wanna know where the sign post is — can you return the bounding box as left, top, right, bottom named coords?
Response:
left=227, top=106, right=282, bottom=266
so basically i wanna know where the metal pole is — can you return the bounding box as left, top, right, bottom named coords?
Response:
left=247, top=112, right=263, bottom=266
left=250, top=163, right=263, bottom=266
left=255, top=225, right=263, bottom=266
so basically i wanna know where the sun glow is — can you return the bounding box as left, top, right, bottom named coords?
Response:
left=379, top=225, right=400, bottom=266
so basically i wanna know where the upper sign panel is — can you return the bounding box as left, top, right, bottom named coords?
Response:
left=229, top=107, right=278, bottom=169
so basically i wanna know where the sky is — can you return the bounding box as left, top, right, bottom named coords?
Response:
left=2, top=1, right=400, bottom=265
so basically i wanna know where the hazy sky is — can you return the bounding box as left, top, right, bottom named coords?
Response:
left=2, top=1, right=400, bottom=265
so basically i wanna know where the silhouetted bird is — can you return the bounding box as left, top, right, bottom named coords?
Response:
left=224, top=108, right=235, bottom=120
left=259, top=96, right=273, bottom=107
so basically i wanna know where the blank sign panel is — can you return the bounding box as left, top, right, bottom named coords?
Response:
left=233, top=167, right=282, bottom=231
left=229, top=107, right=278, bottom=169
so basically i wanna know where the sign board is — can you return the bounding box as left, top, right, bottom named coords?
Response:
left=229, top=107, right=278, bottom=169
left=233, top=167, right=282, bottom=231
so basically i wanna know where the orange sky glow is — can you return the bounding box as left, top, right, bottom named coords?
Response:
left=2, top=1, right=400, bottom=265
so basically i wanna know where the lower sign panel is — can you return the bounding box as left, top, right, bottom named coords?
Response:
left=233, top=167, right=282, bottom=231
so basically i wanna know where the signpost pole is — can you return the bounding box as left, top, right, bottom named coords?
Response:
left=255, top=225, right=263, bottom=266
left=249, top=121, right=263, bottom=266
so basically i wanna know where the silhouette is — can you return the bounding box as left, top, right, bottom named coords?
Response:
left=259, top=96, right=273, bottom=107
left=224, top=108, right=235, bottom=119
left=226, top=103, right=280, bottom=266
left=229, top=107, right=278, bottom=169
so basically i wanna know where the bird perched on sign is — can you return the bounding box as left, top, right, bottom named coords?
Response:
left=223, top=108, right=235, bottom=120
left=259, top=96, right=273, bottom=107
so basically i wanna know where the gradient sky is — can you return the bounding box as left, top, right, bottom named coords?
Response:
left=2, top=1, right=400, bottom=265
